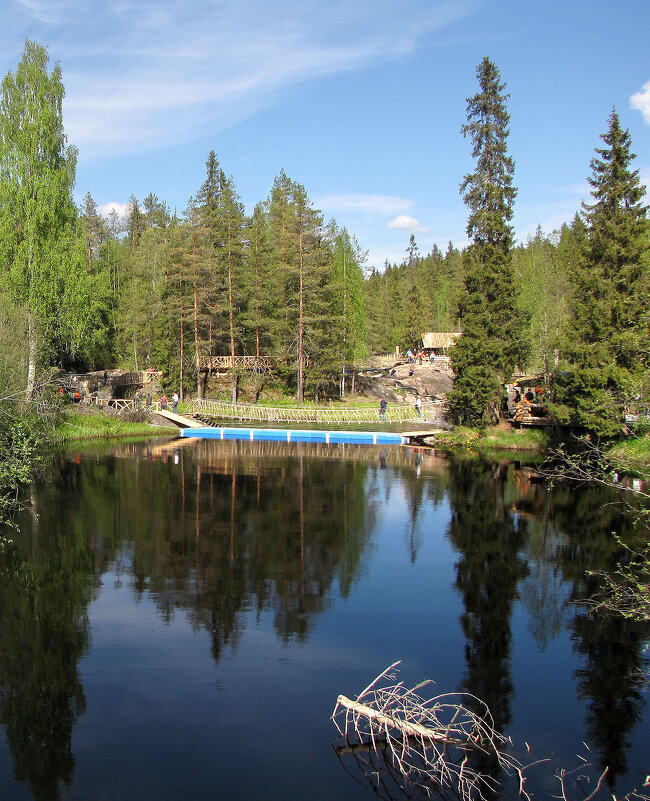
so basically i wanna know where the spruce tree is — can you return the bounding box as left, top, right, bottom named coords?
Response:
left=554, top=110, right=649, bottom=436
left=448, top=57, right=526, bottom=425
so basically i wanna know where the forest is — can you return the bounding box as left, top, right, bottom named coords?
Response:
left=0, top=42, right=649, bottom=438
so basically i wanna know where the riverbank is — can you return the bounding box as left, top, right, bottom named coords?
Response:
left=425, top=424, right=550, bottom=453
left=48, top=407, right=650, bottom=474
left=50, top=407, right=176, bottom=443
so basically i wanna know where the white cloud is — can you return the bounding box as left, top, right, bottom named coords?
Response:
left=318, top=194, right=411, bottom=216
left=387, top=215, right=429, bottom=234
left=98, top=201, right=129, bottom=219
left=3, top=0, right=474, bottom=157
left=631, top=80, right=650, bottom=125
left=15, top=0, right=75, bottom=24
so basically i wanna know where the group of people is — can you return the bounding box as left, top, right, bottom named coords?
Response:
left=405, top=348, right=435, bottom=366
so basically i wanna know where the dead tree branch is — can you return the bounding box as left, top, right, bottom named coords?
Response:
left=332, top=663, right=650, bottom=801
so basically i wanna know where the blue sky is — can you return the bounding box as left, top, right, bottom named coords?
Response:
left=2, top=0, right=649, bottom=270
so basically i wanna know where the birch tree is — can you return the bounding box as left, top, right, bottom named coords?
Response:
left=0, top=40, right=83, bottom=397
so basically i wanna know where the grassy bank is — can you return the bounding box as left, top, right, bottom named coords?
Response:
left=607, top=431, right=650, bottom=472
left=50, top=408, right=176, bottom=444
left=426, top=424, right=549, bottom=453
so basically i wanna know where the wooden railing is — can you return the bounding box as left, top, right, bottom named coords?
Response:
left=186, top=399, right=443, bottom=424
left=111, top=370, right=163, bottom=385
left=82, top=397, right=162, bottom=412
left=81, top=394, right=446, bottom=425
left=200, top=356, right=273, bottom=371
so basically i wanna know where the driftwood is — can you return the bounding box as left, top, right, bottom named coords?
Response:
left=332, top=662, right=523, bottom=800
left=332, top=663, right=650, bottom=801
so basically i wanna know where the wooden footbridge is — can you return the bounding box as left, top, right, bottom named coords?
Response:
left=184, top=399, right=442, bottom=425
left=81, top=395, right=446, bottom=444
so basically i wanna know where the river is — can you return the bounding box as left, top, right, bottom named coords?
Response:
left=0, top=437, right=648, bottom=801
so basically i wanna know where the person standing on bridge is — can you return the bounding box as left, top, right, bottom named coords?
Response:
left=172, top=392, right=179, bottom=413
left=161, top=393, right=168, bottom=410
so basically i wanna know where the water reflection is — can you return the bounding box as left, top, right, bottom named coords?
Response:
left=0, top=440, right=648, bottom=801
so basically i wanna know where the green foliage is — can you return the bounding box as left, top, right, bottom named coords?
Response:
left=0, top=412, right=40, bottom=527
left=513, top=226, right=569, bottom=376
left=363, top=242, right=464, bottom=355
left=0, top=40, right=110, bottom=384
left=448, top=58, right=526, bottom=426
left=553, top=111, right=649, bottom=437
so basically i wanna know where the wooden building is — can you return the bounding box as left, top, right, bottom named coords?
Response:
left=420, top=332, right=462, bottom=369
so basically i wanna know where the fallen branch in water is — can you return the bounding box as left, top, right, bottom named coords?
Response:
left=332, top=663, right=650, bottom=801
left=332, top=662, right=528, bottom=800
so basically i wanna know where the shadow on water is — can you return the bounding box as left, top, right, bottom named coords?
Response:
left=0, top=439, right=648, bottom=801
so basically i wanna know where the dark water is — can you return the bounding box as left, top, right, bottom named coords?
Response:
left=0, top=438, right=648, bottom=801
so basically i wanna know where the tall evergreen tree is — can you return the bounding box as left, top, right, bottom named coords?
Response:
left=125, top=195, right=146, bottom=250
left=81, top=192, right=106, bottom=274
left=554, top=110, right=649, bottom=436
left=267, top=171, right=331, bottom=402
left=218, top=171, right=247, bottom=402
left=448, top=57, right=526, bottom=425
left=329, top=224, right=367, bottom=396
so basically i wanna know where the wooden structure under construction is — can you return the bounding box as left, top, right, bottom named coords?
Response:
left=420, top=332, right=462, bottom=369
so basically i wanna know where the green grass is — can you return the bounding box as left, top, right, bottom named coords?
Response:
left=50, top=409, right=176, bottom=444
left=607, top=431, right=650, bottom=472
left=428, top=425, right=549, bottom=453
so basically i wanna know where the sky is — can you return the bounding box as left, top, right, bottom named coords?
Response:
left=1, top=0, right=650, bottom=271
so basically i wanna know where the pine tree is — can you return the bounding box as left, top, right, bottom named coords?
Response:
left=448, top=57, right=526, bottom=425
left=195, top=152, right=247, bottom=401
left=243, top=202, right=277, bottom=401
left=329, top=224, right=367, bottom=396
left=218, top=171, right=247, bottom=402
left=81, top=192, right=106, bottom=273
left=267, top=171, right=330, bottom=402
left=554, top=110, right=649, bottom=436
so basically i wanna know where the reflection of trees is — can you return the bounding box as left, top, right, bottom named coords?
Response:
left=509, top=467, right=571, bottom=650
left=49, top=441, right=379, bottom=651
left=548, top=484, right=649, bottom=785
left=447, top=459, right=529, bottom=731
left=0, top=485, right=93, bottom=801
left=445, top=457, right=529, bottom=795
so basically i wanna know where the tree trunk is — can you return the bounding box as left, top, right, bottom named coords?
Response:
left=25, top=313, right=37, bottom=401
left=228, top=245, right=238, bottom=404
left=297, top=229, right=305, bottom=404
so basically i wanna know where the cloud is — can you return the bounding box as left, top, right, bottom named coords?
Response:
left=318, top=193, right=412, bottom=216
left=15, top=0, right=75, bottom=24
left=631, top=80, right=650, bottom=125
left=3, top=0, right=474, bottom=157
left=387, top=215, right=429, bottom=234
left=98, top=201, right=129, bottom=219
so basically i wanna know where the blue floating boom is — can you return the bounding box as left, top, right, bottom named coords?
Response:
left=179, top=427, right=406, bottom=445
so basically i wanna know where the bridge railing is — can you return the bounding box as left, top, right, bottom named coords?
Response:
left=186, top=399, right=442, bottom=424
